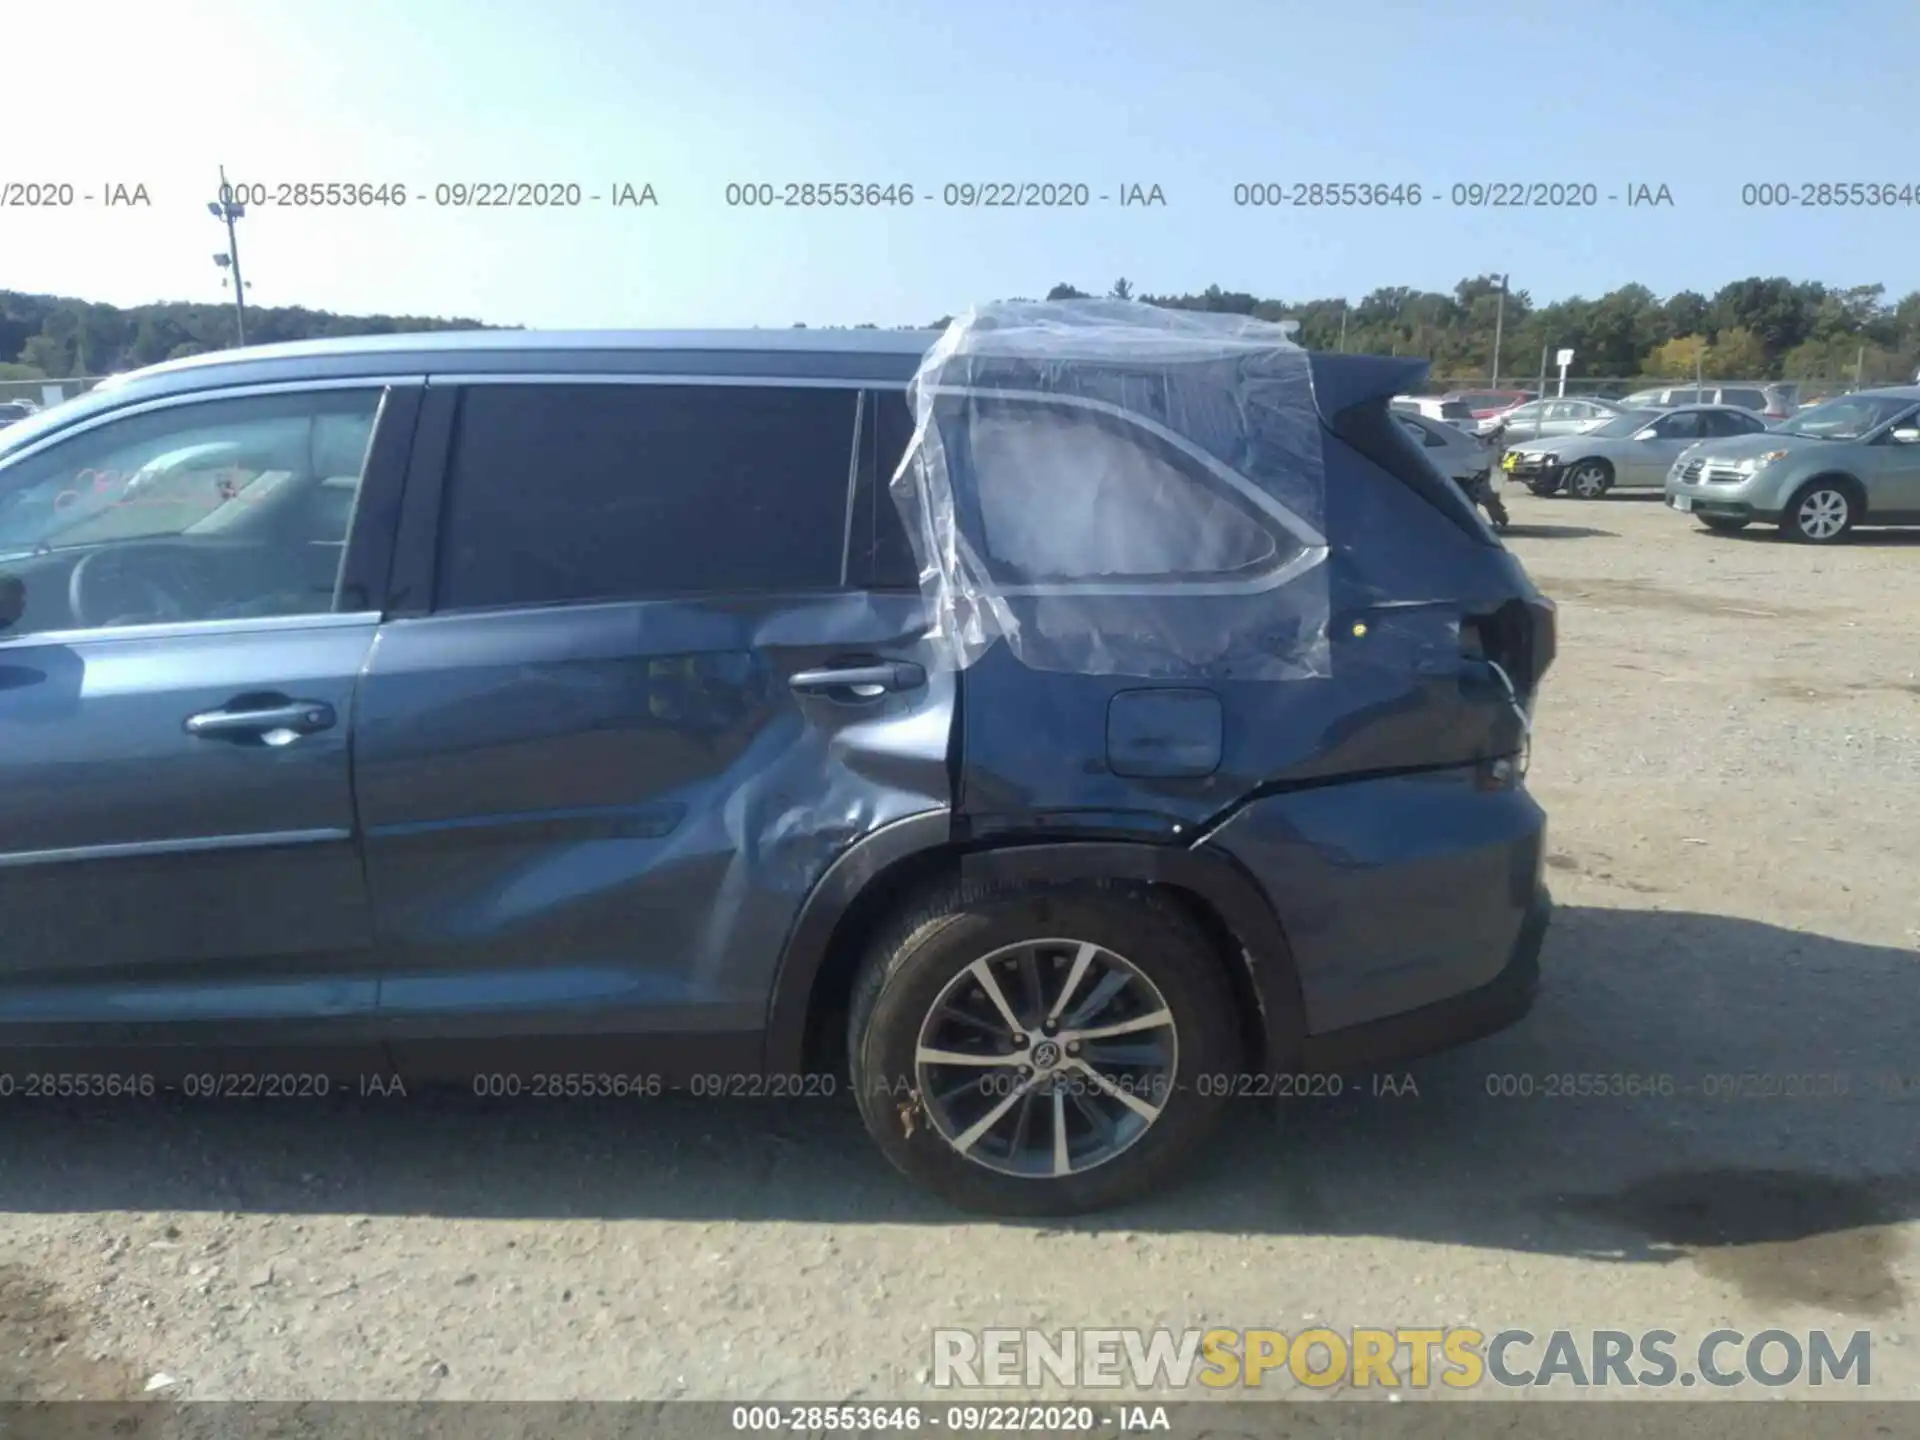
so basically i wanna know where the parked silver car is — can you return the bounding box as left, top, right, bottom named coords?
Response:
left=1503, top=404, right=1769, bottom=499
left=1664, top=387, right=1920, bottom=543
left=1477, top=395, right=1624, bottom=442
left=1396, top=411, right=1493, bottom=484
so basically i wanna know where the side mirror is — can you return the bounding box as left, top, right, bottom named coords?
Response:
left=1632, top=428, right=1660, bottom=441
left=0, top=574, right=23, bottom=631
left=1890, top=427, right=1920, bottom=445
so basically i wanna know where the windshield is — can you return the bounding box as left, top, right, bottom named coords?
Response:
left=1774, top=395, right=1916, bottom=440
left=1586, top=409, right=1663, bottom=438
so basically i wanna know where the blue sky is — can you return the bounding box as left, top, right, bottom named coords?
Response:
left=8, top=0, right=1918, bottom=327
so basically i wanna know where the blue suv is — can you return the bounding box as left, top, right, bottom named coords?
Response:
left=0, top=317, right=1553, bottom=1214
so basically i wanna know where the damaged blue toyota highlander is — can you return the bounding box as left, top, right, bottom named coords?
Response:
left=0, top=304, right=1552, bottom=1214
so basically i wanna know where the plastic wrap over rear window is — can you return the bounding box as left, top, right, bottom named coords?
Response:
left=890, top=299, right=1330, bottom=680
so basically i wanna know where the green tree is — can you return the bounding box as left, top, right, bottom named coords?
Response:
left=1046, top=283, right=1091, bottom=301
left=1706, top=326, right=1767, bottom=377
left=1643, top=334, right=1709, bottom=377
left=1109, top=278, right=1133, bottom=300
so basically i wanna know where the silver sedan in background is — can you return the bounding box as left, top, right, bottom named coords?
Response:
left=1477, top=394, right=1625, bottom=443
left=1500, top=404, right=1770, bottom=498
left=1397, top=410, right=1493, bottom=484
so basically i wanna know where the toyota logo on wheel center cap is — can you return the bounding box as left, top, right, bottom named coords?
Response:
left=1029, top=1039, right=1063, bottom=1070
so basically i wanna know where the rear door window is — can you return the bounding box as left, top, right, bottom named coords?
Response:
left=436, top=383, right=860, bottom=610
left=1720, top=388, right=1767, bottom=411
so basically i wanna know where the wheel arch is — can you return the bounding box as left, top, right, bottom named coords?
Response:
left=761, top=820, right=1304, bottom=1078
left=1790, top=470, right=1868, bottom=516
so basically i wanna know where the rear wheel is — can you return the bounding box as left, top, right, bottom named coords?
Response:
left=1781, top=481, right=1857, bottom=544
left=1697, top=515, right=1750, bottom=534
left=1565, top=461, right=1612, bottom=500
left=848, top=881, right=1240, bottom=1215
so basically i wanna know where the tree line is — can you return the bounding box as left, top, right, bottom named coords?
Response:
left=0, top=291, right=491, bottom=382
left=1024, top=277, right=1920, bottom=385
left=7, top=273, right=1919, bottom=386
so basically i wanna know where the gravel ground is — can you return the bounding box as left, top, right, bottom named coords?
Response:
left=2, top=490, right=1916, bottom=1404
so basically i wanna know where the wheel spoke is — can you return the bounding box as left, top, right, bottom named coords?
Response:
left=1066, top=1059, right=1163, bottom=1122
left=1009, top=1087, right=1039, bottom=1155
left=967, top=958, right=1025, bottom=1036
left=1081, top=1038, right=1167, bottom=1067
left=916, top=1046, right=1022, bottom=1068
left=1069, top=1007, right=1174, bottom=1042
left=1017, top=947, right=1046, bottom=1028
left=1051, top=1088, right=1071, bottom=1176
left=1046, top=942, right=1098, bottom=1025
left=936, top=1005, right=1005, bottom=1038
left=1067, top=1085, right=1120, bottom=1146
left=1062, top=967, right=1130, bottom=1028
left=952, top=1076, right=1038, bottom=1153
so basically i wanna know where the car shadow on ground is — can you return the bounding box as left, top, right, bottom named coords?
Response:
left=1705, top=527, right=1920, bottom=548
left=1, top=906, right=1914, bottom=1316
left=1499, top=523, right=1617, bottom=540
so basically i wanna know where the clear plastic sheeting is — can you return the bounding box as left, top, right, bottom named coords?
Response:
left=890, top=299, right=1331, bottom=680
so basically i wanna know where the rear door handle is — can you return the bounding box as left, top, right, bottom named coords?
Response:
left=185, top=700, right=336, bottom=740
left=789, top=661, right=926, bottom=700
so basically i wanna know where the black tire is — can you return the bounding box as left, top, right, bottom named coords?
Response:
left=1697, top=515, right=1750, bottom=534
left=847, top=879, right=1242, bottom=1216
left=1780, top=480, right=1857, bottom=544
left=1563, top=460, right=1612, bottom=500
left=1526, top=479, right=1561, bottom=498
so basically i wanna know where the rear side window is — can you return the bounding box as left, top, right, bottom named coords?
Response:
left=1439, top=401, right=1475, bottom=422
left=1720, top=388, right=1766, bottom=410
left=955, top=397, right=1279, bottom=583
left=437, top=383, right=859, bottom=610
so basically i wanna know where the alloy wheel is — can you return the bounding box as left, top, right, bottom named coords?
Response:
left=1568, top=463, right=1609, bottom=499
left=1795, top=488, right=1850, bottom=541
left=913, top=939, right=1179, bottom=1179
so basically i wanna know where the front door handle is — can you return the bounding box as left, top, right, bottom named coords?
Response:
left=185, top=699, right=336, bottom=740
left=789, top=661, right=926, bottom=700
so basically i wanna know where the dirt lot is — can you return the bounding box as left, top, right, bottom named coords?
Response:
left=2, top=490, right=1916, bottom=1404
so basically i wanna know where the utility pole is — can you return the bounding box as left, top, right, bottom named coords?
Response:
left=1490, top=273, right=1508, bottom=386
left=1337, top=302, right=1349, bottom=352
left=208, top=166, right=249, bottom=346
left=1537, top=345, right=1548, bottom=403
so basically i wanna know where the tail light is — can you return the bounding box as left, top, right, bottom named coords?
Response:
left=1466, top=595, right=1557, bottom=698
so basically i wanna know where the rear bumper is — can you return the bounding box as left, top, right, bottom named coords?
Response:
left=1300, top=884, right=1549, bottom=1071
left=1198, top=766, right=1549, bottom=1068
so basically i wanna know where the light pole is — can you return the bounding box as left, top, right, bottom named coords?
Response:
left=1337, top=302, right=1349, bottom=352
left=1490, top=273, right=1508, bottom=386
left=208, top=166, right=249, bottom=346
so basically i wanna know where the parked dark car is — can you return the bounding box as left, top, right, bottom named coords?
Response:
left=0, top=401, right=39, bottom=429
left=0, top=321, right=1554, bottom=1214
